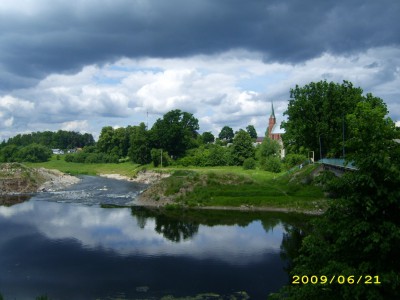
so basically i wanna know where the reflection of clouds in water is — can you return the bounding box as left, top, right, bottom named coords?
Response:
left=0, top=201, right=34, bottom=218
left=0, top=200, right=283, bottom=265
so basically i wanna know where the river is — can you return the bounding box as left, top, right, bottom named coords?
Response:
left=0, top=175, right=310, bottom=299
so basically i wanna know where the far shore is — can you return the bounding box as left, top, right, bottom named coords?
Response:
left=3, top=161, right=327, bottom=214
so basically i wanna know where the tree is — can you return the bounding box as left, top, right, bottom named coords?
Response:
left=113, top=127, right=130, bottom=157
left=201, top=131, right=215, bottom=144
left=231, top=129, right=255, bottom=166
left=282, top=80, right=364, bottom=159
left=274, top=97, right=400, bottom=299
left=258, top=136, right=281, bottom=158
left=246, top=125, right=257, bottom=139
left=17, top=143, right=52, bottom=162
left=218, top=126, right=234, bottom=143
left=97, top=126, right=115, bottom=155
left=150, top=109, right=199, bottom=158
left=129, top=123, right=151, bottom=164
left=0, top=144, right=19, bottom=162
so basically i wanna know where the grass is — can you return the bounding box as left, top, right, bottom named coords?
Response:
left=149, top=164, right=327, bottom=212
left=25, top=155, right=141, bottom=177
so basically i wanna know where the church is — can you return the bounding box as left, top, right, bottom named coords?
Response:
left=255, top=102, right=286, bottom=157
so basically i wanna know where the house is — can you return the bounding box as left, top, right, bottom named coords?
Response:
left=52, top=149, right=64, bottom=155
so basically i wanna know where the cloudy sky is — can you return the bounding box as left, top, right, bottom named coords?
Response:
left=1, top=0, right=399, bottom=141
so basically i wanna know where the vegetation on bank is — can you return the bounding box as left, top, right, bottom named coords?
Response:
left=24, top=155, right=327, bottom=212
left=24, top=157, right=141, bottom=177
left=139, top=164, right=326, bottom=212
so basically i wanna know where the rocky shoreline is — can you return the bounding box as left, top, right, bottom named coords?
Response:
left=0, top=163, right=80, bottom=204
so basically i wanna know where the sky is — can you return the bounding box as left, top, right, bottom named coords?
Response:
left=1, top=0, right=399, bottom=141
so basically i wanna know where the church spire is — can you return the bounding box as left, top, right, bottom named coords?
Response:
left=270, top=101, right=275, bottom=119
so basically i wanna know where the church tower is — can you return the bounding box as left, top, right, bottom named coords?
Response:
left=268, top=101, right=276, bottom=136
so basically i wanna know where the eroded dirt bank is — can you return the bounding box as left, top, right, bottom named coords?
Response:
left=0, top=163, right=79, bottom=204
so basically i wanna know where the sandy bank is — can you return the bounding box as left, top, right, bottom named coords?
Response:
left=100, top=170, right=170, bottom=184
left=37, top=168, right=80, bottom=192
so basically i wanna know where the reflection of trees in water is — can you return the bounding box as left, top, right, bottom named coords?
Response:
left=261, top=218, right=280, bottom=233
left=280, top=224, right=307, bottom=273
left=131, top=207, right=312, bottom=246
left=131, top=207, right=199, bottom=242
left=0, top=194, right=32, bottom=206
left=154, top=215, right=199, bottom=242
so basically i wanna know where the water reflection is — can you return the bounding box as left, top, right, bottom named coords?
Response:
left=0, top=193, right=32, bottom=206
left=0, top=178, right=313, bottom=299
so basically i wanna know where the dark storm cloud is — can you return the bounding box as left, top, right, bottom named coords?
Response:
left=0, top=0, right=399, bottom=91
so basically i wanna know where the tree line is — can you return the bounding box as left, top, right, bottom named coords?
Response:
left=0, top=130, right=95, bottom=163
left=64, top=109, right=292, bottom=170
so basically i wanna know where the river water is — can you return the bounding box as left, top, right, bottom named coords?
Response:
left=0, top=176, right=309, bottom=299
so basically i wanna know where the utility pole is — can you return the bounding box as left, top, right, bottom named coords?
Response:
left=160, top=149, right=163, bottom=168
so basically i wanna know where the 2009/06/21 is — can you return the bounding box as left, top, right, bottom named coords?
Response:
left=292, top=275, right=381, bottom=285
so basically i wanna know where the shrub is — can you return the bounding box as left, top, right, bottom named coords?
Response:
left=243, top=157, right=256, bottom=170
left=262, top=156, right=282, bottom=173
left=283, top=153, right=307, bottom=169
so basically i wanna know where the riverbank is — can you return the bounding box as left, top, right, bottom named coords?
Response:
left=22, top=158, right=329, bottom=214
left=0, top=163, right=79, bottom=204
left=135, top=167, right=328, bottom=214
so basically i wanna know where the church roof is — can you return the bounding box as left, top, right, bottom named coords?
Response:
left=271, top=122, right=285, bottom=135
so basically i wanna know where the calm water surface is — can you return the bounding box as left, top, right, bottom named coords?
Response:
left=0, top=176, right=308, bottom=299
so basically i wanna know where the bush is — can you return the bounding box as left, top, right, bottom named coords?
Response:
left=283, top=153, right=307, bottom=169
left=262, top=156, right=282, bottom=173
left=243, top=157, right=256, bottom=170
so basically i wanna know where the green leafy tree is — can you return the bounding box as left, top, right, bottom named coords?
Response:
left=231, top=129, right=255, bottom=166
left=257, top=136, right=282, bottom=171
left=274, top=97, right=400, bottom=299
left=17, top=143, right=52, bottom=162
left=129, top=123, right=151, bottom=164
left=218, top=126, right=234, bottom=143
left=112, top=127, right=130, bottom=157
left=246, top=125, right=257, bottom=139
left=258, top=136, right=281, bottom=158
left=151, top=148, right=170, bottom=167
left=96, top=126, right=115, bottom=154
left=201, top=131, right=215, bottom=144
left=0, top=144, right=19, bottom=162
left=150, top=109, right=199, bottom=158
left=282, top=80, right=364, bottom=158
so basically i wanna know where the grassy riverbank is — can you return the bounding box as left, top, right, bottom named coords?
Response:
left=140, top=166, right=327, bottom=213
left=24, top=156, right=328, bottom=213
left=25, top=156, right=141, bottom=177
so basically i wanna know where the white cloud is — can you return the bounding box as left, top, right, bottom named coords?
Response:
left=2, top=47, right=400, bottom=140
left=61, top=120, right=89, bottom=132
